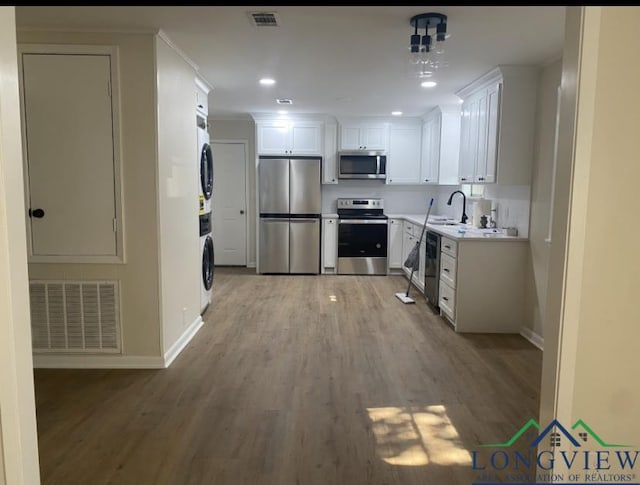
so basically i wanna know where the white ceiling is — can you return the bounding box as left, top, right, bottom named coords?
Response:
left=16, top=6, right=566, bottom=119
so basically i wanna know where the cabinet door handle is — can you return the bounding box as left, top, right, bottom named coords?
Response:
left=443, top=297, right=449, bottom=302
left=461, top=177, right=467, bottom=181
left=424, top=178, right=429, bottom=182
left=478, top=177, right=485, bottom=181
left=444, top=245, right=451, bottom=249
left=29, top=208, right=45, bottom=218
left=240, top=210, right=245, bottom=215
left=443, top=268, right=450, bottom=272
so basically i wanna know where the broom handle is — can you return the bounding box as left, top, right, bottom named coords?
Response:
left=406, top=198, right=435, bottom=297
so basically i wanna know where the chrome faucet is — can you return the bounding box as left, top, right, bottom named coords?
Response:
left=447, top=190, right=468, bottom=224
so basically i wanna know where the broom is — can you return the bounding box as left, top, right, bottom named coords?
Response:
left=395, top=197, right=434, bottom=304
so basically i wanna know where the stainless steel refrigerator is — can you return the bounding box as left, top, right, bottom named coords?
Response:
left=258, top=156, right=321, bottom=274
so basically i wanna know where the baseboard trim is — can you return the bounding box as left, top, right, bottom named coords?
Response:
left=520, top=327, right=544, bottom=351
left=163, top=315, right=204, bottom=368
left=33, top=354, right=165, bottom=369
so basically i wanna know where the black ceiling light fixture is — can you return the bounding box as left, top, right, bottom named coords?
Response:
left=408, top=12, right=449, bottom=78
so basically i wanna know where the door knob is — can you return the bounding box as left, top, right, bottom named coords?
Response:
left=240, top=210, right=245, bottom=215
left=29, top=208, right=45, bottom=218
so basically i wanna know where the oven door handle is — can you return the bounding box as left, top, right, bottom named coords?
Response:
left=338, top=219, right=388, bottom=224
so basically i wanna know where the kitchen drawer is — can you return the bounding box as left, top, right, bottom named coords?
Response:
left=441, top=237, right=457, bottom=257
left=439, top=279, right=456, bottom=321
left=440, top=252, right=457, bottom=288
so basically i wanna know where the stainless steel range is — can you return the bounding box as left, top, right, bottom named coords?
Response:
left=336, top=198, right=388, bottom=275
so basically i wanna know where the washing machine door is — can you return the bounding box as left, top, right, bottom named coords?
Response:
left=200, top=143, right=213, bottom=200
left=202, top=235, right=214, bottom=291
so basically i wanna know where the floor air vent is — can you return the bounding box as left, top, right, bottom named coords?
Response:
left=248, top=11, right=279, bottom=27
left=29, top=281, right=120, bottom=353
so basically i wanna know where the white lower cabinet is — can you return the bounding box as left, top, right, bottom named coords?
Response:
left=401, top=221, right=425, bottom=293
left=438, top=237, right=528, bottom=333
left=322, top=123, right=338, bottom=184
left=388, top=218, right=403, bottom=269
left=322, top=218, right=337, bottom=273
left=416, top=236, right=426, bottom=292
left=438, top=279, right=456, bottom=321
left=402, top=224, right=415, bottom=280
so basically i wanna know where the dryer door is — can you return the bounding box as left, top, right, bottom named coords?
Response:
left=202, top=235, right=214, bottom=291
left=200, top=143, right=214, bottom=200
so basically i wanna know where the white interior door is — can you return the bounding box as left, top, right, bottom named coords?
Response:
left=212, top=141, right=247, bottom=265
left=22, top=53, right=117, bottom=257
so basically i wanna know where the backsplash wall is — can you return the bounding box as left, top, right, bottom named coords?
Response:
left=437, top=184, right=531, bottom=238
left=321, top=182, right=457, bottom=215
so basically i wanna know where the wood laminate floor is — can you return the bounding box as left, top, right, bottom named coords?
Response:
left=34, top=268, right=542, bottom=485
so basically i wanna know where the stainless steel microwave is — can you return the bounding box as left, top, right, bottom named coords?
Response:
left=338, top=151, right=387, bottom=179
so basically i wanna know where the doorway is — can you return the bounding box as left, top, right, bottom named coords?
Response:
left=211, top=140, right=248, bottom=266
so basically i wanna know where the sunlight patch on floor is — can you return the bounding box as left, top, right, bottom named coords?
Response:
left=367, top=405, right=472, bottom=467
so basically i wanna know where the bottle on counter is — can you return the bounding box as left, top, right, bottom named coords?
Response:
left=489, top=208, right=498, bottom=229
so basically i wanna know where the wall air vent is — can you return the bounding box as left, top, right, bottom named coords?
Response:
left=248, top=12, right=279, bottom=27
left=29, top=280, right=121, bottom=353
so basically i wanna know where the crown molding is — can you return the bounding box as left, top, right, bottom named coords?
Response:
left=16, top=26, right=158, bottom=34
left=156, top=29, right=199, bottom=72
left=195, top=76, right=213, bottom=93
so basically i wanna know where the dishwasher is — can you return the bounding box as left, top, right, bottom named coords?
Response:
left=424, top=230, right=441, bottom=309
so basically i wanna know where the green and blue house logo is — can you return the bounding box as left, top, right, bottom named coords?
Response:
left=472, top=418, right=638, bottom=484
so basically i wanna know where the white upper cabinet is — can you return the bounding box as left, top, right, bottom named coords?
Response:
left=420, top=106, right=461, bottom=185
left=387, top=123, right=422, bottom=184
left=338, top=122, right=389, bottom=151
left=456, top=66, right=539, bottom=185
left=257, top=121, right=323, bottom=156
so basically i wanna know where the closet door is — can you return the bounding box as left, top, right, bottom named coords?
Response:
left=21, top=51, right=119, bottom=260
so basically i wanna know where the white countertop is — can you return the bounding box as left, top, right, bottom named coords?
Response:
left=322, top=213, right=338, bottom=219
left=386, top=214, right=529, bottom=242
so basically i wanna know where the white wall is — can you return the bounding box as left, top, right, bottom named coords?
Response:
left=322, top=182, right=457, bottom=216
left=18, top=31, right=163, bottom=363
left=552, top=5, right=640, bottom=451
left=0, top=427, right=4, bottom=485
left=155, top=35, right=201, bottom=357
left=0, top=7, right=41, bottom=483
left=524, top=59, right=563, bottom=339
left=208, top=118, right=256, bottom=265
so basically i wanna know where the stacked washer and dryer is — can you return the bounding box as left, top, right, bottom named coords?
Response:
left=196, top=78, right=214, bottom=314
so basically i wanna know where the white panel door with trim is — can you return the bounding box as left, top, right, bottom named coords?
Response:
left=21, top=53, right=117, bottom=258
left=212, top=141, right=247, bottom=265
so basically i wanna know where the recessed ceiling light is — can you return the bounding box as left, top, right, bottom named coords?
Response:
left=391, top=111, right=403, bottom=116
left=421, top=81, right=437, bottom=88
left=278, top=110, right=288, bottom=115
left=259, top=78, right=276, bottom=86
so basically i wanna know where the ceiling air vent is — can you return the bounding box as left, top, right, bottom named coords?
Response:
left=248, top=12, right=279, bottom=27
left=276, top=99, right=293, bottom=105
